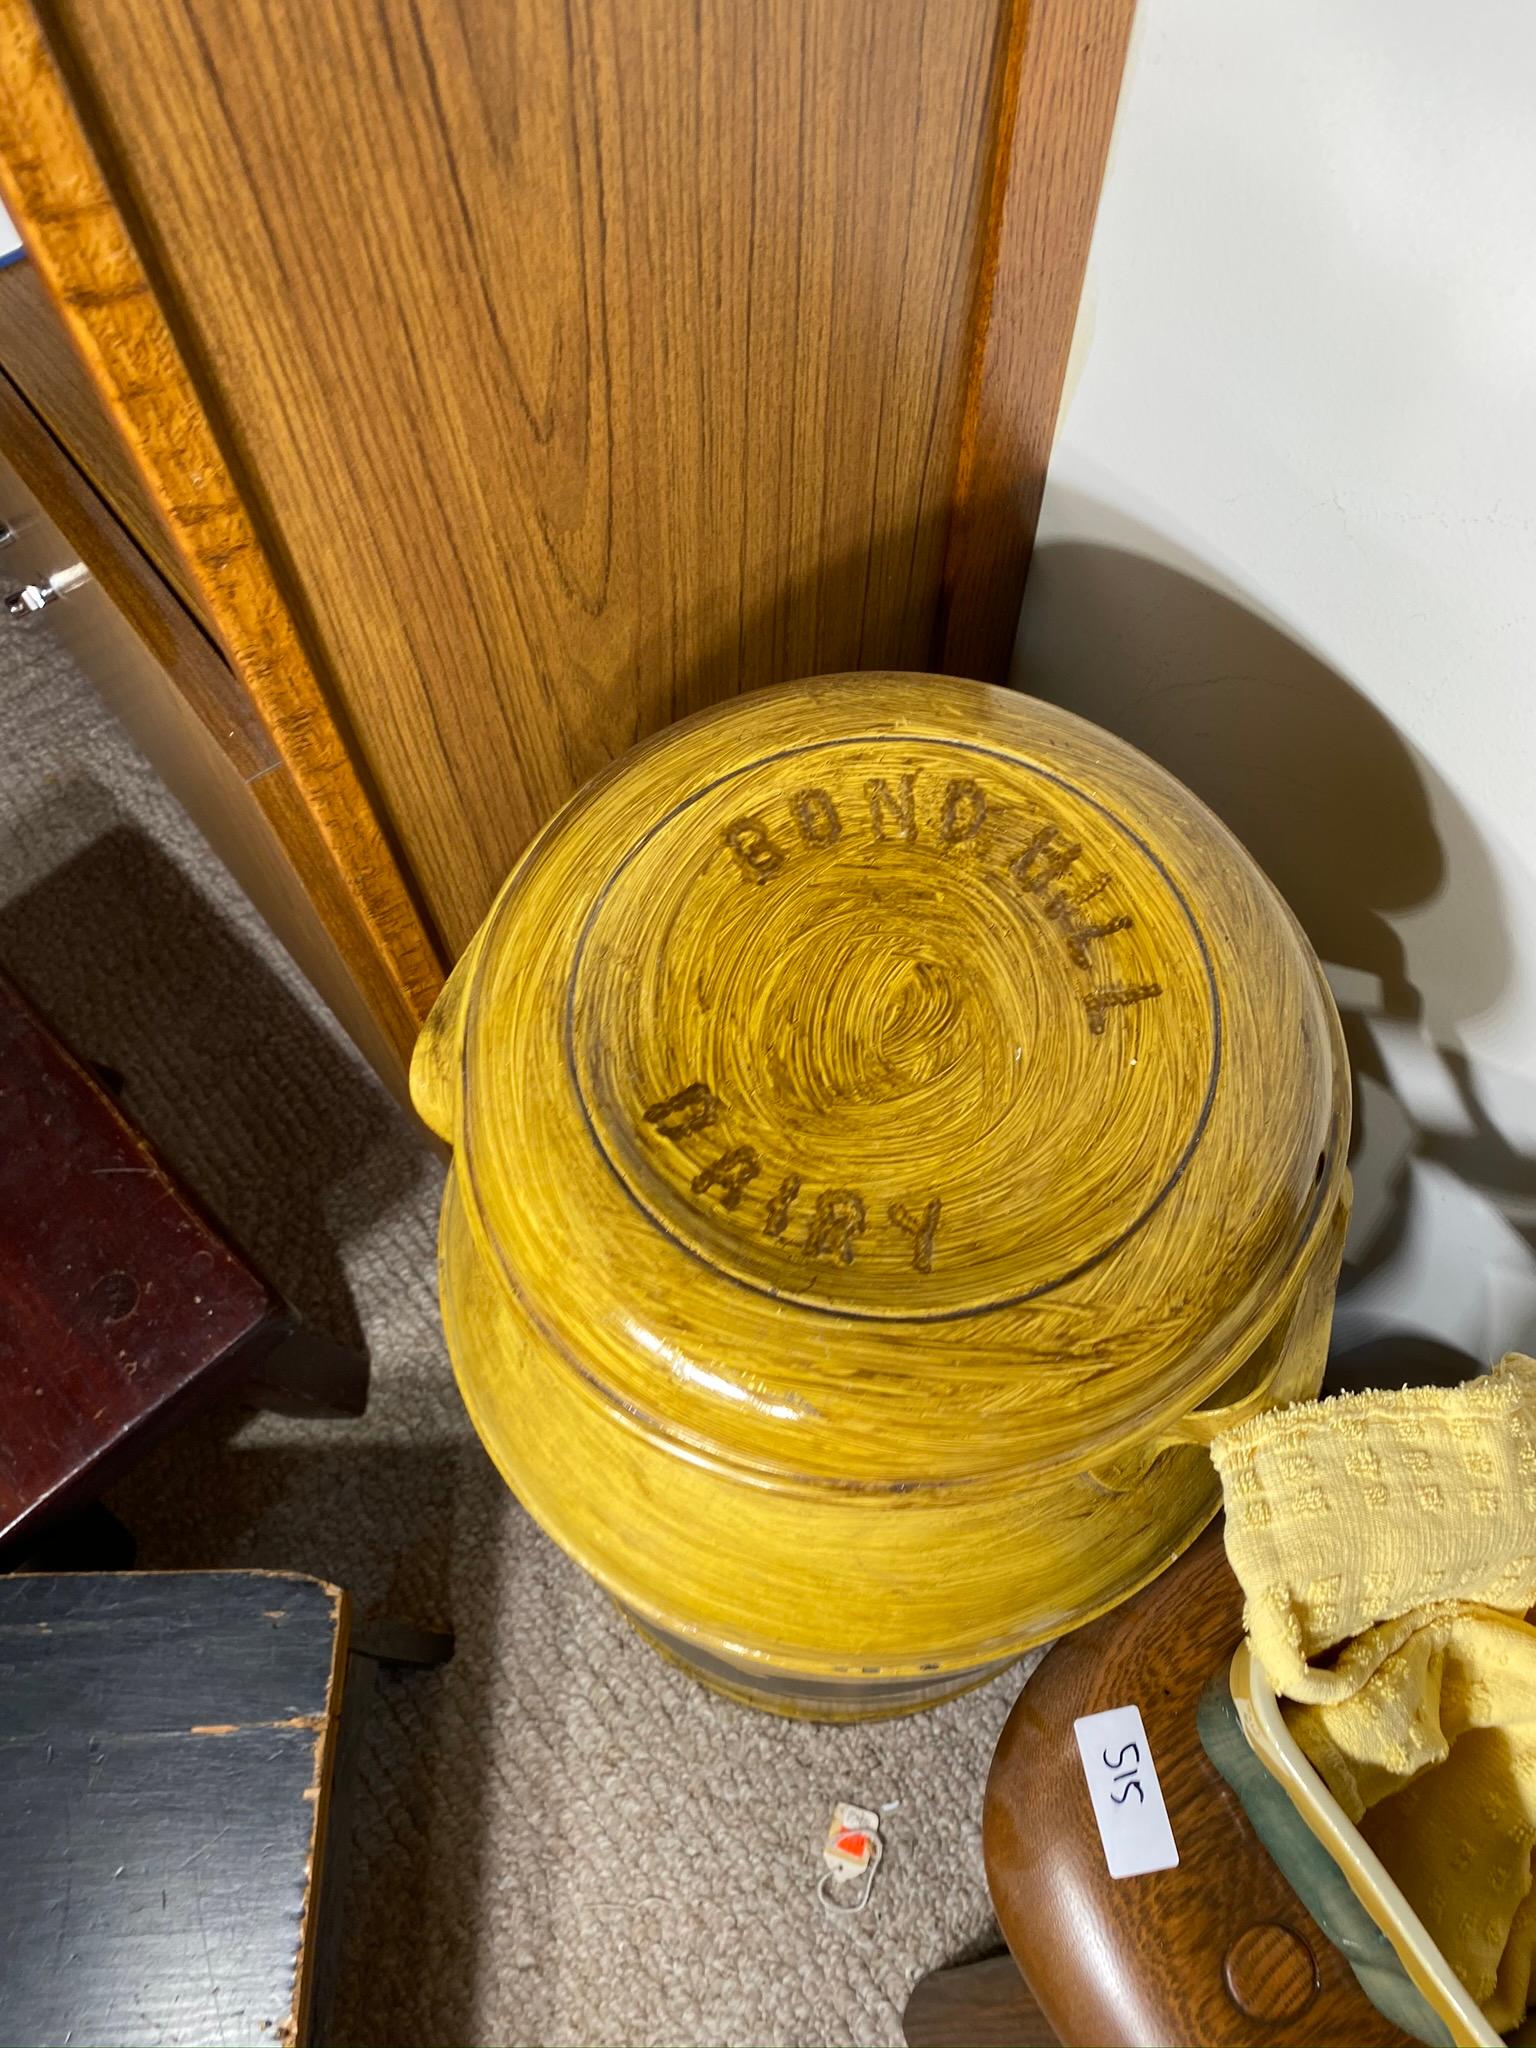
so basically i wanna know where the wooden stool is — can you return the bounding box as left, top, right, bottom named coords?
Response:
left=0, top=1570, right=451, bottom=2047
left=0, top=968, right=368, bottom=1564
left=906, top=1526, right=1413, bottom=2047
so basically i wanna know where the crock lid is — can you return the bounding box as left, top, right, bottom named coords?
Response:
left=454, top=675, right=1347, bottom=1485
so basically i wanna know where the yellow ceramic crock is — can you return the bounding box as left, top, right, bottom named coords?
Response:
left=413, top=673, right=1350, bottom=1718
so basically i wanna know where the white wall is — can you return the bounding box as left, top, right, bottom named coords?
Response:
left=1017, top=0, right=1536, bottom=1377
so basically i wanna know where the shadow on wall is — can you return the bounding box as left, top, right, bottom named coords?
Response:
left=1015, top=532, right=1536, bottom=1383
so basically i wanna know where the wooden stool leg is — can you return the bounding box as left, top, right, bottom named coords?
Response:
left=903, top=1954, right=1060, bottom=2048
left=0, top=1501, right=137, bottom=1573
left=350, top=1616, right=455, bottom=1668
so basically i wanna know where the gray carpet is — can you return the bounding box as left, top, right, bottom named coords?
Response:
left=0, top=626, right=1030, bottom=2047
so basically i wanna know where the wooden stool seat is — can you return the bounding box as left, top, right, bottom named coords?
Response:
left=0, top=968, right=367, bottom=1562
left=906, top=1525, right=1414, bottom=2046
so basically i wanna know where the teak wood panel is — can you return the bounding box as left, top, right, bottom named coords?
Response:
left=0, top=261, right=208, bottom=629
left=0, top=3, right=446, bottom=1061
left=27, top=0, right=1132, bottom=958
left=939, top=0, right=1137, bottom=681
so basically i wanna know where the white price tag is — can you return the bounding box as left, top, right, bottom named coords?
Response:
left=1073, top=1704, right=1179, bottom=1879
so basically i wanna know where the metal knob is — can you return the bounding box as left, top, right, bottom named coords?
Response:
left=5, top=561, right=90, bottom=616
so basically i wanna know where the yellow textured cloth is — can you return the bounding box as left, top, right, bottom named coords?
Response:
left=1212, top=1353, right=1536, bottom=1705
left=1211, top=1354, right=1536, bottom=2031
left=1288, top=1605, right=1536, bottom=2029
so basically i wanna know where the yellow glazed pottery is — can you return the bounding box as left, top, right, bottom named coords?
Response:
left=413, top=673, right=1350, bottom=1717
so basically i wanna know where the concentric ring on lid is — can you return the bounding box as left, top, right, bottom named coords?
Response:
left=457, top=673, right=1346, bottom=1486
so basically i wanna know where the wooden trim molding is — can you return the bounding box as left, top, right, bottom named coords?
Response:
left=0, top=376, right=419, bottom=1099
left=0, top=0, right=445, bottom=1063
left=938, top=0, right=1137, bottom=682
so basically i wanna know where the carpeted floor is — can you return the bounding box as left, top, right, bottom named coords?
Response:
left=1, top=625, right=1029, bottom=2047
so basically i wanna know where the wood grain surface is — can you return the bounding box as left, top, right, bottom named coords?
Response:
left=0, top=378, right=273, bottom=779
left=0, top=1, right=445, bottom=1059
left=0, top=259, right=208, bottom=625
left=0, top=1571, right=348, bottom=2048
left=984, top=1524, right=1412, bottom=2046
left=938, top=0, right=1136, bottom=681
left=904, top=1955, right=1061, bottom=2048
left=18, top=0, right=1131, bottom=957
left=0, top=966, right=280, bottom=1551
left=417, top=673, right=1349, bottom=1712
left=0, top=386, right=416, bottom=1092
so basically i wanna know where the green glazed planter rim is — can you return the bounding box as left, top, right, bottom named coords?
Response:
left=1202, top=1642, right=1500, bottom=2048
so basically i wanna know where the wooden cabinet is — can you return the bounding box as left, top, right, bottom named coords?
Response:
left=0, top=0, right=1133, bottom=1093
left=0, top=402, right=409, bottom=1094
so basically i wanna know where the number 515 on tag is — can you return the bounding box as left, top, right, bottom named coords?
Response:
left=1072, top=1704, right=1179, bottom=1879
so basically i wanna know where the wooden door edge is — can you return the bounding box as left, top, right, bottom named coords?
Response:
left=0, top=368, right=416, bottom=1097
left=937, top=0, right=1138, bottom=684
left=0, top=0, right=446, bottom=1062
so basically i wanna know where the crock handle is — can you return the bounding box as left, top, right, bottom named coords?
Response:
left=1153, top=1176, right=1352, bottom=1450
left=409, top=919, right=492, bottom=1145
left=1152, top=1369, right=1284, bottom=1450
